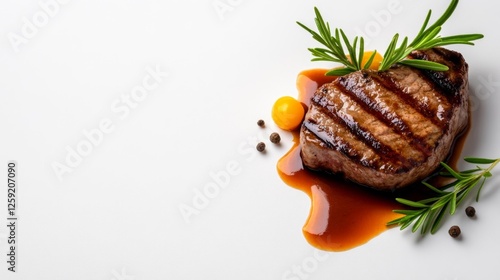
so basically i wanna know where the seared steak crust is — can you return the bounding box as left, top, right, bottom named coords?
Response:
left=300, top=48, right=469, bottom=191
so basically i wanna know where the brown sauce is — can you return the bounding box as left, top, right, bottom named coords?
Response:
left=277, top=69, right=469, bottom=251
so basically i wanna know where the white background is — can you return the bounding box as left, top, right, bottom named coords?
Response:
left=1, top=0, right=500, bottom=279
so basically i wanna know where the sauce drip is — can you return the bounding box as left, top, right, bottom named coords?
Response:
left=277, top=69, right=469, bottom=251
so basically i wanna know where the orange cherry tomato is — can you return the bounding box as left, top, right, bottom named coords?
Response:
left=272, top=96, right=305, bottom=131
left=347, top=51, right=384, bottom=70
left=362, top=51, right=383, bottom=70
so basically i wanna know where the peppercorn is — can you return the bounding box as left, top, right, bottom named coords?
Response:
left=448, top=225, right=461, bottom=238
left=257, top=119, right=265, bottom=127
left=465, top=206, right=476, bottom=217
left=256, top=142, right=266, bottom=152
left=270, top=132, right=281, bottom=144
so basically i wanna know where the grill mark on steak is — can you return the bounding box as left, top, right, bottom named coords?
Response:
left=303, top=116, right=377, bottom=169
left=302, top=108, right=404, bottom=173
left=336, top=71, right=440, bottom=157
left=372, top=69, right=451, bottom=128
left=309, top=81, right=425, bottom=171
left=409, top=48, right=467, bottom=100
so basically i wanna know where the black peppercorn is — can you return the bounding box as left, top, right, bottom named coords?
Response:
left=448, top=225, right=461, bottom=238
left=257, top=119, right=265, bottom=127
left=256, top=142, right=266, bottom=152
left=465, top=206, right=476, bottom=217
left=270, top=132, right=281, bottom=144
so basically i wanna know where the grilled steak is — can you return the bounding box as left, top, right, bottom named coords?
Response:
left=300, top=47, right=469, bottom=191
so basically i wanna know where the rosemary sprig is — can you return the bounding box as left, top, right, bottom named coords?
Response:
left=387, top=157, right=500, bottom=235
left=297, top=0, right=483, bottom=75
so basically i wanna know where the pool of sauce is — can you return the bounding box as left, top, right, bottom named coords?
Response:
left=277, top=69, right=469, bottom=251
